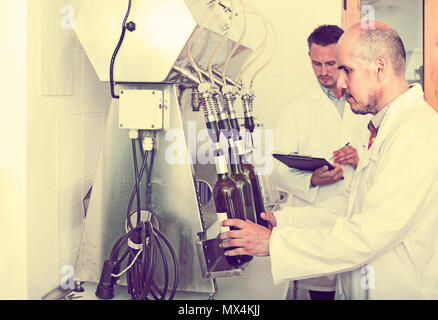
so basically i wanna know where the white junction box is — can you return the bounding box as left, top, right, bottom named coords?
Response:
left=119, top=89, right=164, bottom=130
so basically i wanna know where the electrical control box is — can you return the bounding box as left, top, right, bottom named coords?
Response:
left=119, top=89, right=164, bottom=130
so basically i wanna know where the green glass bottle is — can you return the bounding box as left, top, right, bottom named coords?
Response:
left=238, top=146, right=268, bottom=228
left=213, top=151, right=251, bottom=266
left=229, top=146, right=257, bottom=225
left=231, top=138, right=267, bottom=227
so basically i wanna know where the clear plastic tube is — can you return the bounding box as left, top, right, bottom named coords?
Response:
left=208, top=0, right=235, bottom=85
left=235, top=5, right=268, bottom=85
left=222, top=0, right=247, bottom=84
left=186, top=0, right=220, bottom=82
left=250, top=15, right=277, bottom=88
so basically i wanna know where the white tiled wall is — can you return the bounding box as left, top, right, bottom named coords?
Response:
left=26, top=0, right=109, bottom=299
left=0, top=0, right=28, bottom=299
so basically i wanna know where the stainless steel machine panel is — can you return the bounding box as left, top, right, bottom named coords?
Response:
left=75, top=83, right=216, bottom=293
left=74, top=0, right=197, bottom=82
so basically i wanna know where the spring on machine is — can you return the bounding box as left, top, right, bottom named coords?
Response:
left=199, top=90, right=221, bottom=146
left=241, top=93, right=252, bottom=120
left=222, top=91, right=238, bottom=122
left=199, top=93, right=215, bottom=122
left=191, top=87, right=200, bottom=112
left=212, top=91, right=227, bottom=120
left=248, top=92, right=255, bottom=113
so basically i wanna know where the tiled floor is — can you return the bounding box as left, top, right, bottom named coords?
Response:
left=67, top=257, right=288, bottom=300
left=69, top=282, right=210, bottom=300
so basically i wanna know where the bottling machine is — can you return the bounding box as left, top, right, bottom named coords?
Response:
left=73, top=0, right=285, bottom=299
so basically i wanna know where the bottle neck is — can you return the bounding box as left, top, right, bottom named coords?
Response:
left=235, top=139, right=249, bottom=165
left=214, top=152, right=229, bottom=177
left=229, top=147, right=243, bottom=174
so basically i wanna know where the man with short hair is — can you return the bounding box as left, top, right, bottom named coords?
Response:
left=268, top=25, right=370, bottom=300
left=220, top=21, right=438, bottom=299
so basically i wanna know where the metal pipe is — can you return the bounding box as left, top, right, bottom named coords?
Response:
left=172, top=65, right=241, bottom=90
left=198, top=68, right=225, bottom=88
left=172, top=65, right=201, bottom=85
left=212, top=68, right=241, bottom=89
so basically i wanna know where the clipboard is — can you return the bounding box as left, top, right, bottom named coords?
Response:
left=273, top=153, right=334, bottom=171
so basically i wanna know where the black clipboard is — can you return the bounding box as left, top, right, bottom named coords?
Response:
left=273, top=153, right=334, bottom=171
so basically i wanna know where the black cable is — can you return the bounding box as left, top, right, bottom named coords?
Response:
left=154, top=226, right=179, bottom=300
left=132, top=139, right=142, bottom=227
left=96, top=135, right=179, bottom=301
left=140, top=221, right=156, bottom=299
left=153, top=235, right=169, bottom=299
left=126, top=144, right=149, bottom=231
left=138, top=138, right=151, bottom=214
left=109, top=0, right=132, bottom=99
left=100, top=218, right=179, bottom=300
left=145, top=147, right=155, bottom=210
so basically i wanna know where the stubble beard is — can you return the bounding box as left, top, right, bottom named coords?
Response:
left=350, top=92, right=379, bottom=115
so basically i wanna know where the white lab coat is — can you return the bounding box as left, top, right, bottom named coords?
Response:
left=270, top=84, right=438, bottom=299
left=270, top=81, right=370, bottom=291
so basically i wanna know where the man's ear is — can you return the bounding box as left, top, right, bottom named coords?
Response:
left=376, top=55, right=389, bottom=83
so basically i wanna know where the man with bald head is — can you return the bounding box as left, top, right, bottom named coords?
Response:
left=336, top=21, right=409, bottom=117
left=220, top=21, right=438, bottom=299
left=270, top=24, right=371, bottom=300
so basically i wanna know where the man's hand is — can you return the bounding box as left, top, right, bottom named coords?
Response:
left=333, top=145, right=359, bottom=169
left=310, top=163, right=344, bottom=186
left=260, top=210, right=277, bottom=230
left=219, top=212, right=275, bottom=257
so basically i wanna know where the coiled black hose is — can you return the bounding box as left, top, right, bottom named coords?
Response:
left=96, top=138, right=179, bottom=300
left=107, top=221, right=179, bottom=300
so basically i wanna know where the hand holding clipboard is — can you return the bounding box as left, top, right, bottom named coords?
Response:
left=272, top=153, right=334, bottom=171
left=274, top=146, right=347, bottom=186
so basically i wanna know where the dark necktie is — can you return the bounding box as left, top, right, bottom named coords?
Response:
left=368, top=122, right=378, bottom=150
